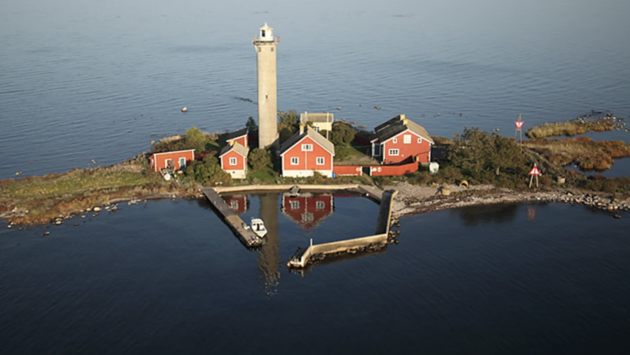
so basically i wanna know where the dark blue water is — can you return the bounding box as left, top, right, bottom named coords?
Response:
left=2, top=197, right=629, bottom=354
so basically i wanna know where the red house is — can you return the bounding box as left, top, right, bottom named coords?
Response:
left=149, top=149, right=195, bottom=172
left=279, top=125, right=335, bottom=178
left=224, top=127, right=249, bottom=148
left=219, top=142, right=249, bottom=179
left=281, top=193, right=334, bottom=229
left=371, top=114, right=434, bottom=164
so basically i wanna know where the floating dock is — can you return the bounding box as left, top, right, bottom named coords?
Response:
left=287, top=189, right=398, bottom=268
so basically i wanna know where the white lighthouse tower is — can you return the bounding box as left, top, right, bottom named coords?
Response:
left=253, top=23, right=280, bottom=148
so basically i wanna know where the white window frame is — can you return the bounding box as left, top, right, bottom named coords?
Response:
left=316, top=157, right=325, bottom=165
left=302, top=144, right=313, bottom=151
left=393, top=138, right=398, bottom=143
left=418, top=138, right=422, bottom=143
left=165, top=159, right=173, bottom=168
left=404, top=135, right=411, bottom=144
left=291, top=157, right=299, bottom=165
left=290, top=200, right=299, bottom=209
left=229, top=157, right=237, bottom=166
left=389, top=149, right=399, bottom=156
left=373, top=144, right=381, bottom=156
left=316, top=201, right=325, bottom=209
left=179, top=157, right=186, bottom=168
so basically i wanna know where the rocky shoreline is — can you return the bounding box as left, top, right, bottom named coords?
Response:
left=387, top=182, right=630, bottom=219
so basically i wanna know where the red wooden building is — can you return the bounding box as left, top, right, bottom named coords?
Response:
left=149, top=149, right=195, bottom=172
left=219, top=142, right=249, bottom=179
left=371, top=114, right=434, bottom=164
left=279, top=125, right=335, bottom=178
left=224, top=127, right=249, bottom=148
left=281, top=193, right=334, bottom=229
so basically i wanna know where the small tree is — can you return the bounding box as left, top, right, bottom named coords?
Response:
left=186, top=154, right=231, bottom=185
left=330, top=121, right=356, bottom=146
left=248, top=148, right=273, bottom=170
left=185, top=127, right=207, bottom=153
left=278, top=110, right=299, bottom=134
left=246, top=116, right=258, bottom=133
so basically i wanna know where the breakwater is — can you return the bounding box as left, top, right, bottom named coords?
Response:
left=287, top=190, right=398, bottom=268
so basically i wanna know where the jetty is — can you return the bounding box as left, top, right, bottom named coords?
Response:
left=201, top=188, right=263, bottom=248
left=287, top=189, right=398, bottom=268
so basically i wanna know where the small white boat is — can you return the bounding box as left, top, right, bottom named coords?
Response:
left=251, top=218, right=267, bottom=237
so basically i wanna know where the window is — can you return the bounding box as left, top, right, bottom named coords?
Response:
left=262, top=30, right=266, bottom=37
left=230, top=200, right=239, bottom=210
left=316, top=201, right=325, bottom=209
left=389, top=149, right=399, bottom=156
left=302, top=144, right=313, bottom=151
left=302, top=212, right=314, bottom=223
left=418, top=138, right=422, bottom=143
left=258, top=47, right=261, bottom=52
left=165, top=159, right=173, bottom=168
left=290, top=200, right=299, bottom=209
left=271, top=47, right=274, bottom=52
left=316, top=157, right=325, bottom=165
left=404, top=135, right=411, bottom=144
left=229, top=157, right=237, bottom=165
left=315, top=126, right=320, bottom=132
left=291, top=157, right=299, bottom=165
left=179, top=157, right=186, bottom=168
left=393, top=138, right=397, bottom=143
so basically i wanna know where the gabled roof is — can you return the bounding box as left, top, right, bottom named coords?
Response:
left=219, top=141, right=249, bottom=158
left=224, top=127, right=249, bottom=142
left=150, top=149, right=195, bottom=157
left=300, top=112, right=334, bottom=124
left=279, top=126, right=335, bottom=156
left=373, top=114, right=434, bottom=144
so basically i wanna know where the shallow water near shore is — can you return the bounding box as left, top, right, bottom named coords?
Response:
left=1, top=197, right=629, bottom=354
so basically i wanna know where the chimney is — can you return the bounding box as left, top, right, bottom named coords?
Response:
left=400, top=114, right=408, bottom=125
left=299, top=123, right=305, bottom=134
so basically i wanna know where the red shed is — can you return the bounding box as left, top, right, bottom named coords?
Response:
left=281, top=193, right=334, bottom=229
left=371, top=114, right=434, bottom=164
left=279, top=125, right=335, bottom=178
left=149, top=149, right=195, bottom=172
left=219, top=142, right=249, bottom=179
left=225, top=127, right=249, bottom=148
left=225, top=195, right=248, bottom=214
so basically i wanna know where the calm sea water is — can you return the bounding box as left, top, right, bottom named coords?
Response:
left=1, top=0, right=630, bottom=179
left=1, top=196, right=629, bottom=354
left=2, top=1, right=630, bottom=353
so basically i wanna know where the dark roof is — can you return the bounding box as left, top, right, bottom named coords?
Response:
left=374, top=114, right=434, bottom=144
left=279, top=126, right=335, bottom=155
left=224, top=127, right=249, bottom=141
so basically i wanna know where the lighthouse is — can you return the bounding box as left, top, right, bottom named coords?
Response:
left=253, top=23, right=280, bottom=148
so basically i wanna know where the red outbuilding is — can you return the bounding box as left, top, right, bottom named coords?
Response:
left=224, top=127, right=249, bottom=148
left=279, top=125, right=335, bottom=178
left=281, top=193, right=334, bottom=229
left=219, top=142, right=249, bottom=179
left=371, top=114, right=434, bottom=164
left=225, top=195, right=248, bottom=214
left=149, top=149, right=195, bottom=172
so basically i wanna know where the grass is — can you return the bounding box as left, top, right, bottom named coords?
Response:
left=524, top=137, right=630, bottom=171
left=525, top=117, right=625, bottom=139
left=0, top=162, right=195, bottom=225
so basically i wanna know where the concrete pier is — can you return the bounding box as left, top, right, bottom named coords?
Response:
left=201, top=188, right=263, bottom=248
left=288, top=189, right=398, bottom=268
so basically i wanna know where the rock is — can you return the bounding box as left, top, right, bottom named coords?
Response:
left=93, top=207, right=101, bottom=212
left=181, top=107, right=188, bottom=112
left=614, top=214, right=621, bottom=219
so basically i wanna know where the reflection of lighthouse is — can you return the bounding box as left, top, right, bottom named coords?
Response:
left=257, top=193, right=281, bottom=296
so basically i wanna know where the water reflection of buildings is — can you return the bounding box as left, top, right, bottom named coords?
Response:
left=281, top=193, right=334, bottom=230
left=225, top=195, right=248, bottom=215
left=257, top=193, right=281, bottom=297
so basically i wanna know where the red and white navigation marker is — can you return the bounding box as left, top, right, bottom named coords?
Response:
left=529, top=163, right=541, bottom=188
left=514, top=113, right=524, bottom=143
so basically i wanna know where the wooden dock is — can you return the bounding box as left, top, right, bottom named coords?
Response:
left=201, top=188, right=263, bottom=248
